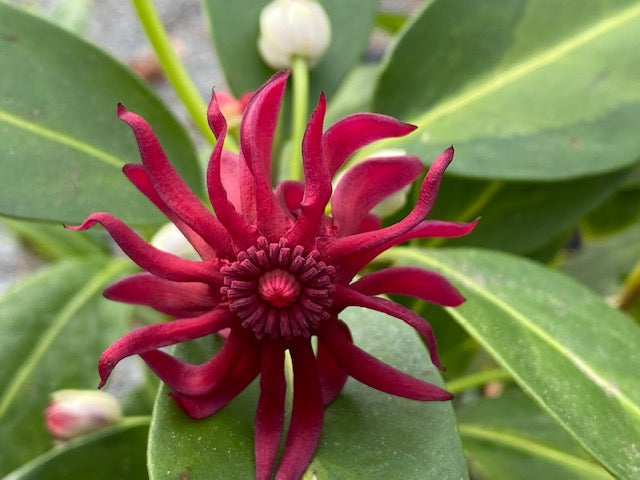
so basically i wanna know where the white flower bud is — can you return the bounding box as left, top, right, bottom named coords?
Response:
left=45, top=390, right=122, bottom=440
left=258, top=0, right=331, bottom=69
left=150, top=223, right=199, bottom=260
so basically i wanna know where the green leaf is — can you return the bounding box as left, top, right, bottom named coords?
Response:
left=1, top=216, right=110, bottom=260
left=581, top=173, right=640, bottom=237
left=148, top=307, right=468, bottom=479
left=4, top=418, right=149, bottom=480
left=386, top=248, right=640, bottom=479
left=0, top=2, right=200, bottom=224
left=374, top=0, right=640, bottom=180
left=561, top=222, right=640, bottom=299
left=375, top=12, right=407, bottom=35
left=424, top=170, right=626, bottom=254
left=324, top=64, right=378, bottom=126
left=201, top=0, right=378, bottom=100
left=0, top=257, right=135, bottom=474
left=458, top=390, right=614, bottom=480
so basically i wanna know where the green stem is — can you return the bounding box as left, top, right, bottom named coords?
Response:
left=288, top=55, right=310, bottom=181
left=446, top=368, right=511, bottom=394
left=131, top=0, right=215, bottom=144
left=615, top=257, right=640, bottom=312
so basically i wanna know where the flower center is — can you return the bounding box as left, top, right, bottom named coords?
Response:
left=258, top=269, right=300, bottom=308
left=221, top=237, right=334, bottom=339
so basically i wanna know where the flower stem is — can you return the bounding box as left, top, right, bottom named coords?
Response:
left=446, top=368, right=511, bottom=394
left=130, top=0, right=215, bottom=144
left=288, top=55, right=309, bottom=181
left=615, top=257, right=640, bottom=312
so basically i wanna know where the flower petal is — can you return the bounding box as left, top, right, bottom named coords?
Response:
left=219, top=150, right=244, bottom=213
left=123, top=164, right=216, bottom=260
left=318, top=320, right=451, bottom=401
left=117, top=104, right=234, bottom=258
left=322, top=113, right=416, bottom=176
left=170, top=348, right=260, bottom=419
left=206, top=92, right=260, bottom=249
left=274, top=180, right=305, bottom=216
left=322, top=147, right=454, bottom=263
left=350, top=266, right=464, bottom=307
left=276, top=340, right=323, bottom=480
left=332, top=156, right=423, bottom=236
left=67, top=213, right=222, bottom=283
left=98, top=308, right=233, bottom=387
left=104, top=273, right=219, bottom=317
left=333, top=285, right=443, bottom=370
left=239, top=72, right=292, bottom=238
left=286, top=94, right=331, bottom=247
left=139, top=327, right=253, bottom=396
left=334, top=219, right=479, bottom=284
left=317, top=320, right=351, bottom=405
left=255, top=341, right=286, bottom=480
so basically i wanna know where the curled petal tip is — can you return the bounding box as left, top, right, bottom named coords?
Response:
left=116, top=103, right=127, bottom=116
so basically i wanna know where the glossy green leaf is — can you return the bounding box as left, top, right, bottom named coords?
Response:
left=4, top=418, right=149, bottom=480
left=423, top=170, right=626, bottom=254
left=1, top=216, right=110, bottom=260
left=374, top=0, right=640, bottom=180
left=458, top=390, right=613, bottom=480
left=0, top=257, right=135, bottom=474
left=561, top=223, right=640, bottom=299
left=201, top=0, right=378, bottom=100
left=375, top=12, right=407, bottom=35
left=386, top=248, right=640, bottom=479
left=324, top=64, right=378, bottom=126
left=582, top=180, right=640, bottom=237
left=148, top=307, right=468, bottom=479
left=0, top=2, right=200, bottom=224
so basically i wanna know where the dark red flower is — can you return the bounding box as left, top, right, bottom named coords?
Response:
left=70, top=72, right=476, bottom=480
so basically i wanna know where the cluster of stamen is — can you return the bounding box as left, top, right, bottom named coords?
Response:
left=221, top=237, right=334, bottom=339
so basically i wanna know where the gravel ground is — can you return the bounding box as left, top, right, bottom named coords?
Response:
left=1, top=0, right=421, bottom=293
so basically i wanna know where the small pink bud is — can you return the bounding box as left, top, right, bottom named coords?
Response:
left=45, top=389, right=122, bottom=440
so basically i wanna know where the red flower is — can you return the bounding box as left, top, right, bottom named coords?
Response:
left=70, top=72, right=476, bottom=480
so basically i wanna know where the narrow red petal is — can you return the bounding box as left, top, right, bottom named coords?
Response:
left=98, top=308, right=233, bottom=387
left=139, top=328, right=253, bottom=396
left=334, top=218, right=479, bottom=284
left=317, top=321, right=352, bottom=405
left=239, top=72, right=292, bottom=238
left=274, top=180, right=305, bottom=216
left=206, top=92, right=260, bottom=249
left=333, top=285, right=442, bottom=370
left=332, top=156, right=423, bottom=235
left=286, top=95, right=331, bottom=247
left=170, top=348, right=260, bottom=419
left=275, top=341, right=323, bottom=480
left=67, top=213, right=222, bottom=284
left=104, top=273, right=218, bottom=317
left=117, top=104, right=234, bottom=258
left=350, top=266, right=464, bottom=307
left=255, top=342, right=286, bottom=480
left=219, top=150, right=243, bottom=212
left=318, top=320, right=452, bottom=401
left=322, top=113, right=416, bottom=176
left=322, top=147, right=454, bottom=263
left=123, top=164, right=216, bottom=260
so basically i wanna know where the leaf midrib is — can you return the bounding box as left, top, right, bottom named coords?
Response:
left=0, top=110, right=124, bottom=168
left=0, top=259, right=132, bottom=420
left=410, top=2, right=640, bottom=128
left=459, top=423, right=613, bottom=479
left=389, top=248, right=640, bottom=421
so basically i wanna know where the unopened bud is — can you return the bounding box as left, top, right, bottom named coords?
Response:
left=151, top=223, right=199, bottom=260
left=216, top=91, right=253, bottom=130
left=45, top=390, right=122, bottom=440
left=258, top=0, right=331, bottom=69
